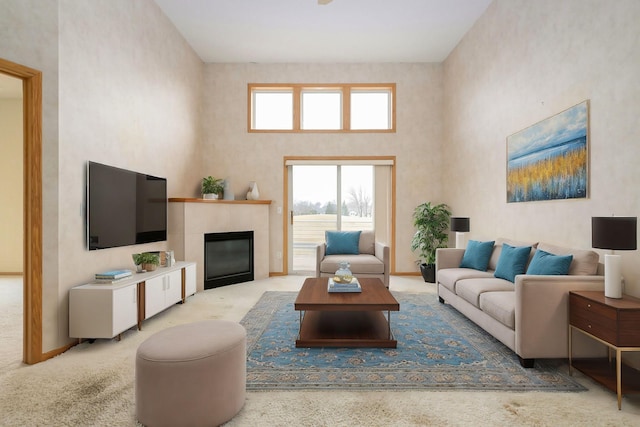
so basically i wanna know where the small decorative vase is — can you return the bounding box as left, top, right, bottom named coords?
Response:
left=334, top=261, right=353, bottom=284
left=223, top=179, right=234, bottom=200
left=247, top=181, right=260, bottom=200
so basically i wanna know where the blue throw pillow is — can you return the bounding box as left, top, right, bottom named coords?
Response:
left=325, top=231, right=361, bottom=255
left=494, top=243, right=532, bottom=282
left=459, top=240, right=495, bottom=271
left=526, top=249, right=573, bottom=275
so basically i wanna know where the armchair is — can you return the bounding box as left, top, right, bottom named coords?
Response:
left=315, top=230, right=390, bottom=287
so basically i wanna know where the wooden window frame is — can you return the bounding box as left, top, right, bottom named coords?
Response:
left=248, top=83, right=396, bottom=133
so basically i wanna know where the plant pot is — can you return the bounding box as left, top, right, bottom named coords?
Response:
left=420, top=263, right=436, bottom=283
left=203, top=193, right=218, bottom=200
left=142, top=263, right=157, bottom=272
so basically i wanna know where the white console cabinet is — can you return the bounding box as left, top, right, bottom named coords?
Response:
left=184, top=263, right=196, bottom=298
left=144, top=269, right=182, bottom=319
left=69, top=261, right=196, bottom=340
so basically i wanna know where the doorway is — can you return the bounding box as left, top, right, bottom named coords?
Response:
left=0, top=58, right=43, bottom=365
left=0, top=73, right=24, bottom=367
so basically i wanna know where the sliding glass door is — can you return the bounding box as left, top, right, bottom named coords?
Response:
left=289, top=164, right=373, bottom=273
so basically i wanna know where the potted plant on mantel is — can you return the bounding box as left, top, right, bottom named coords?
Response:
left=410, top=202, right=451, bottom=283
left=132, top=252, right=160, bottom=272
left=201, top=176, right=224, bottom=199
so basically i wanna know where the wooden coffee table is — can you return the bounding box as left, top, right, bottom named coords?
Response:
left=294, top=277, right=399, bottom=348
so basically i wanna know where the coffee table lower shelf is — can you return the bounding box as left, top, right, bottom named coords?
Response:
left=296, top=310, right=396, bottom=348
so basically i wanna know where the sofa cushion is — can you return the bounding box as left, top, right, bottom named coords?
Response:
left=526, top=249, right=573, bottom=275
left=358, top=230, right=375, bottom=255
left=479, top=291, right=515, bottom=329
left=537, top=242, right=599, bottom=275
left=437, top=268, right=494, bottom=294
left=320, top=254, right=384, bottom=275
left=325, top=231, right=361, bottom=255
left=455, top=277, right=514, bottom=308
left=488, top=238, right=539, bottom=271
left=494, top=244, right=532, bottom=282
left=459, top=240, right=495, bottom=271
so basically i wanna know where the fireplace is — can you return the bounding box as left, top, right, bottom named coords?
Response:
left=204, top=231, right=254, bottom=289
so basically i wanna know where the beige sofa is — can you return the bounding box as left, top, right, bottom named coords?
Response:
left=436, top=238, right=605, bottom=367
left=316, top=230, right=390, bottom=287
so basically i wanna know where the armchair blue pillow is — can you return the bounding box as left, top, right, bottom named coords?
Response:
left=494, top=243, right=532, bottom=282
left=459, top=240, right=495, bottom=271
left=325, top=231, right=362, bottom=255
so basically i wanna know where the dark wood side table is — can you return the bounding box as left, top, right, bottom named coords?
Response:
left=569, top=290, right=640, bottom=410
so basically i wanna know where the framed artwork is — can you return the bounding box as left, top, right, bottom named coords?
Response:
left=507, top=100, right=589, bottom=203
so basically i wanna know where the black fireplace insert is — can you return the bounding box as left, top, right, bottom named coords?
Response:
left=204, top=230, right=254, bottom=289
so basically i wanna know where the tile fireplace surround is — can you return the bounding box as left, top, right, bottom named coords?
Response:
left=168, top=198, right=271, bottom=292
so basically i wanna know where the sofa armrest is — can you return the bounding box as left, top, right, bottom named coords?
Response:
left=514, top=274, right=605, bottom=359
left=315, top=243, right=326, bottom=278
left=435, top=248, right=465, bottom=271
left=374, top=241, right=390, bottom=287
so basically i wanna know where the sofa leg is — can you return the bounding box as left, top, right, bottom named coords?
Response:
left=518, top=357, right=535, bottom=368
left=438, top=296, right=445, bottom=304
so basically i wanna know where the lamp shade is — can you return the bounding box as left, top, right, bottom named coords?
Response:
left=450, top=217, right=470, bottom=232
left=592, top=217, right=637, bottom=250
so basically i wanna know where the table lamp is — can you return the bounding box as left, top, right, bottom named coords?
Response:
left=450, top=217, right=470, bottom=249
left=592, top=216, right=637, bottom=298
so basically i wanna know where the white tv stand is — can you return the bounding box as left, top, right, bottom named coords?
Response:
left=69, top=261, right=196, bottom=340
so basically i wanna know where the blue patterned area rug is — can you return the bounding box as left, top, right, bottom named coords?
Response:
left=240, top=291, right=585, bottom=392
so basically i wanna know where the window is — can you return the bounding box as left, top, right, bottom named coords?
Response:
left=252, top=91, right=293, bottom=130
left=351, top=90, right=391, bottom=130
left=248, top=83, right=395, bottom=133
left=301, top=90, right=342, bottom=130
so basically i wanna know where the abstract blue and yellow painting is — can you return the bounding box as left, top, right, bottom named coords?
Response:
left=507, top=101, right=588, bottom=203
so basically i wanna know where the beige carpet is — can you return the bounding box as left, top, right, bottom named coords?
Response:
left=0, top=276, right=22, bottom=371
left=1, top=275, right=639, bottom=426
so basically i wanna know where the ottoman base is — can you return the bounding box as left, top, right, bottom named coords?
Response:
left=136, top=320, right=246, bottom=427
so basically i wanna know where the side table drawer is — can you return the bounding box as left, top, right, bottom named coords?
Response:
left=570, top=293, right=617, bottom=343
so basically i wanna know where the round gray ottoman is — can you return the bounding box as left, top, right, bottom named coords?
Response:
left=135, top=320, right=246, bottom=427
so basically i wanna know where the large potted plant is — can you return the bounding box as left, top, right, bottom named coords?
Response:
left=201, top=176, right=224, bottom=199
left=411, top=202, right=451, bottom=283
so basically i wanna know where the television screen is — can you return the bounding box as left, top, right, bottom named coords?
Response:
left=87, top=161, right=167, bottom=250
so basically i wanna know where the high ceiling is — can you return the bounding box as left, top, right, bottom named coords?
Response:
left=154, top=0, right=492, bottom=63
left=0, top=1, right=492, bottom=98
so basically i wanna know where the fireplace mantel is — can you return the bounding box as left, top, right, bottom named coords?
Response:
left=168, top=199, right=270, bottom=292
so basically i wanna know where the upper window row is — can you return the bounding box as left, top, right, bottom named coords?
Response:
left=248, top=83, right=396, bottom=133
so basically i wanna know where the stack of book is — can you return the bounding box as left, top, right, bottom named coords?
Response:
left=94, top=269, right=132, bottom=284
left=328, top=277, right=362, bottom=293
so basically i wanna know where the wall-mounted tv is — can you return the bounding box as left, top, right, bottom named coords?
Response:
left=87, top=161, right=167, bottom=250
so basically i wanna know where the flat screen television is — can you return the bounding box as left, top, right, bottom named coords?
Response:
left=87, top=161, right=167, bottom=250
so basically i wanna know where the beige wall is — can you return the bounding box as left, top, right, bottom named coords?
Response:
left=0, top=0, right=60, bottom=351
left=55, top=0, right=203, bottom=350
left=201, top=63, right=445, bottom=274
left=443, top=0, right=640, bottom=297
left=1, top=0, right=203, bottom=352
left=0, top=98, right=23, bottom=272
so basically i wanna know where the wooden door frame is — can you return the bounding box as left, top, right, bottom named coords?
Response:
left=0, top=58, right=43, bottom=365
